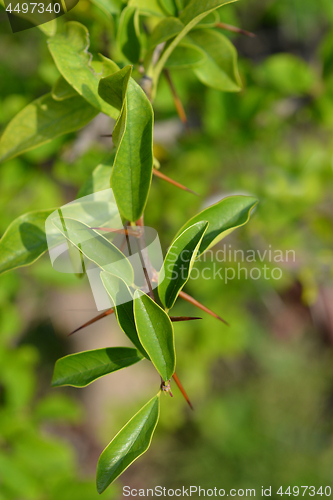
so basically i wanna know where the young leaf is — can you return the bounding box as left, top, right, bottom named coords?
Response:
left=47, top=22, right=119, bottom=118
left=175, top=195, right=258, bottom=255
left=158, top=221, right=209, bottom=310
left=164, top=42, right=206, bottom=68
left=0, top=94, right=98, bottom=163
left=151, top=0, right=237, bottom=93
left=117, top=6, right=141, bottom=64
left=101, top=272, right=149, bottom=358
left=134, top=290, right=176, bottom=381
left=52, top=347, right=143, bottom=387
left=52, top=217, right=134, bottom=285
left=188, top=29, right=241, bottom=91
left=149, top=17, right=184, bottom=48
left=97, top=393, right=160, bottom=493
left=99, top=66, right=154, bottom=222
left=0, top=210, right=55, bottom=275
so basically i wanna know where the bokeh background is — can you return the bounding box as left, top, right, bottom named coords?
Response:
left=1, top=0, right=333, bottom=498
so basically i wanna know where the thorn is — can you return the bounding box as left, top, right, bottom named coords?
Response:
left=163, top=69, right=189, bottom=130
left=68, top=308, right=114, bottom=336
left=153, top=168, right=199, bottom=196
left=100, top=134, right=113, bottom=137
left=170, top=316, right=202, bottom=322
left=179, top=290, right=229, bottom=326
left=216, top=22, right=256, bottom=38
left=172, top=372, right=194, bottom=410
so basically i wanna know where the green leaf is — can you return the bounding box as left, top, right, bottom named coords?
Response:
left=77, top=154, right=114, bottom=198
left=52, top=217, right=134, bottom=285
left=151, top=0, right=237, bottom=92
left=134, top=290, right=175, bottom=381
left=52, top=347, right=143, bottom=387
left=97, top=393, right=160, bottom=493
left=128, top=0, right=166, bottom=17
left=175, top=195, right=258, bottom=255
left=101, top=272, right=149, bottom=358
left=158, top=221, right=208, bottom=310
left=99, top=66, right=154, bottom=222
left=149, top=17, right=184, bottom=48
left=180, top=0, right=236, bottom=25
left=52, top=77, right=78, bottom=101
left=0, top=93, right=98, bottom=163
left=189, top=29, right=241, bottom=91
left=47, top=22, right=119, bottom=118
left=195, top=10, right=219, bottom=28
left=165, top=42, right=206, bottom=68
left=117, top=6, right=141, bottom=64
left=0, top=210, right=55, bottom=275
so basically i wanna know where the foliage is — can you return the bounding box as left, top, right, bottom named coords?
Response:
left=1, top=0, right=333, bottom=497
left=0, top=0, right=259, bottom=492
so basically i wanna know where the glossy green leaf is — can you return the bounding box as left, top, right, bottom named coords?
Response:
left=52, top=217, right=134, bottom=285
left=134, top=290, right=175, bottom=381
left=101, top=272, right=149, bottom=358
left=188, top=29, right=241, bottom=91
left=117, top=6, right=141, bottom=64
left=99, top=66, right=154, bottom=222
left=158, top=221, right=209, bottom=309
left=52, top=77, right=78, bottom=101
left=152, top=0, right=237, bottom=91
left=149, top=17, right=184, bottom=48
left=0, top=93, right=98, bottom=163
left=180, top=0, right=236, bottom=25
left=52, top=347, right=143, bottom=387
left=175, top=195, right=258, bottom=255
left=195, top=10, right=219, bottom=28
left=48, top=22, right=119, bottom=118
left=165, top=42, right=206, bottom=68
left=0, top=210, right=55, bottom=275
left=128, top=0, right=166, bottom=16
left=97, top=393, right=160, bottom=493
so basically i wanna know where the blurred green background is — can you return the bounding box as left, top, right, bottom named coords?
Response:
left=1, top=0, right=333, bottom=498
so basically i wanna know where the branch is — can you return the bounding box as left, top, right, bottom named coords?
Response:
left=179, top=290, right=229, bottom=326
left=216, top=22, right=256, bottom=38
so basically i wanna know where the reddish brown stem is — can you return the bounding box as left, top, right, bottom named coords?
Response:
left=172, top=372, right=194, bottom=410
left=179, top=290, right=229, bottom=326
left=216, top=22, right=256, bottom=38
left=164, top=69, right=189, bottom=129
left=153, top=168, right=199, bottom=196
left=68, top=309, right=114, bottom=336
